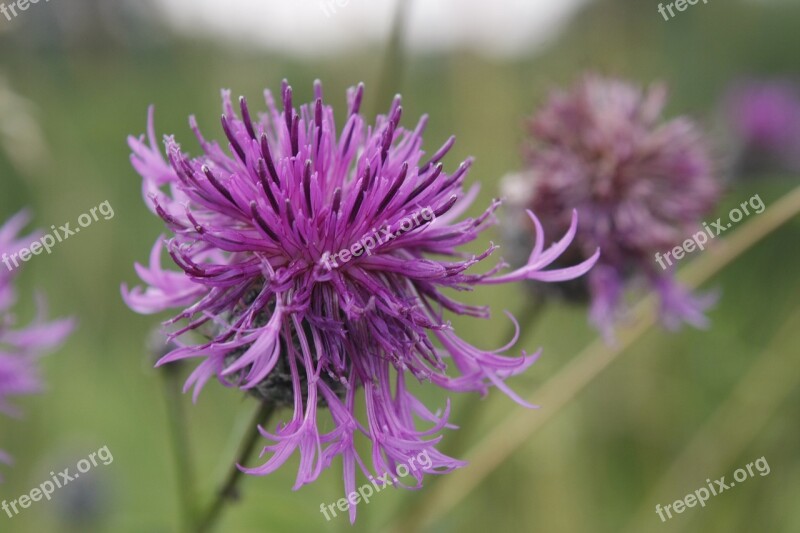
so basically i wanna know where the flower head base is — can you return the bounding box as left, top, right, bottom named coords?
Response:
left=123, top=81, right=597, bottom=521
left=0, top=211, right=74, bottom=480
left=506, top=75, right=720, bottom=339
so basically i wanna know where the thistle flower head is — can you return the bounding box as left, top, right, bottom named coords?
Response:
left=0, top=211, right=73, bottom=479
left=506, top=75, right=720, bottom=338
left=123, top=81, right=597, bottom=521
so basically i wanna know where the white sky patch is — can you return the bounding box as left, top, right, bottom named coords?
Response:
left=153, top=0, right=588, bottom=58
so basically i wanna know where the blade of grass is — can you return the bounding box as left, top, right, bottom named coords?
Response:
left=162, top=365, right=198, bottom=533
left=622, top=305, right=800, bottom=532
left=372, top=0, right=413, bottom=115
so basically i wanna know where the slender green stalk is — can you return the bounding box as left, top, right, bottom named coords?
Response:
left=388, top=184, right=800, bottom=532
left=162, top=366, right=197, bottom=533
left=372, top=0, right=413, bottom=116
left=197, top=400, right=277, bottom=533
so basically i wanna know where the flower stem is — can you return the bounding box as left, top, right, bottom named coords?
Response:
left=162, top=365, right=197, bottom=533
left=391, top=183, right=800, bottom=532
left=197, top=400, right=277, bottom=533
left=373, top=0, right=413, bottom=116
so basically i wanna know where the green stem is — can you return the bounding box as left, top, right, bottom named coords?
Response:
left=162, top=366, right=197, bottom=533
left=372, top=0, right=413, bottom=116
left=197, top=400, right=277, bottom=533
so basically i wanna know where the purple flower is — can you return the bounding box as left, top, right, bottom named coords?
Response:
left=505, top=75, right=720, bottom=339
left=0, top=211, right=73, bottom=480
left=725, top=80, right=800, bottom=172
left=122, top=81, right=597, bottom=521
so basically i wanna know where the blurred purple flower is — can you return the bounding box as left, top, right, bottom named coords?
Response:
left=505, top=75, right=720, bottom=339
left=725, top=80, right=800, bottom=172
left=122, top=81, right=597, bottom=521
left=0, top=211, right=74, bottom=480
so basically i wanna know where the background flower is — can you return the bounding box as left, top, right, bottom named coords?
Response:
left=504, top=75, right=721, bottom=338
left=0, top=212, right=74, bottom=480
left=724, top=80, right=800, bottom=175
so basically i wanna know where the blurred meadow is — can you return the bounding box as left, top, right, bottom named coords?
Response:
left=0, top=0, right=799, bottom=532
